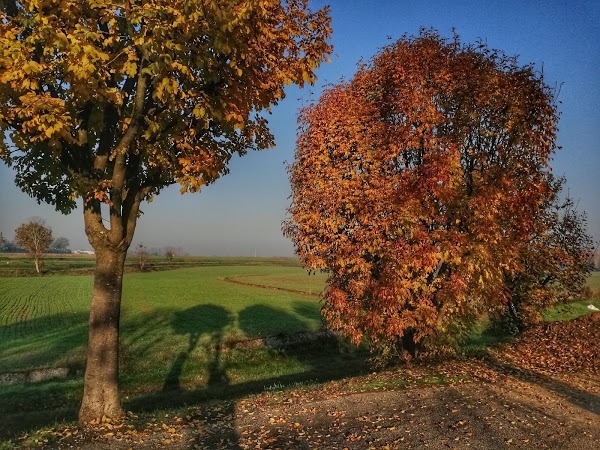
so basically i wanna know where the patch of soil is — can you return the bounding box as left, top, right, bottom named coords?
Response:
left=0, top=367, right=71, bottom=386
left=221, top=276, right=321, bottom=297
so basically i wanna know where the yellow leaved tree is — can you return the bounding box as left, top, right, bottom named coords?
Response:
left=0, top=0, right=331, bottom=422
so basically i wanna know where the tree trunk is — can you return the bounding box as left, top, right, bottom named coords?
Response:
left=34, top=257, right=40, bottom=274
left=79, top=247, right=127, bottom=423
left=79, top=151, right=145, bottom=422
left=508, top=301, right=524, bottom=333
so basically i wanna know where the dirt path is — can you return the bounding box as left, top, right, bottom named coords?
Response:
left=226, top=364, right=600, bottom=450
left=44, top=360, right=599, bottom=450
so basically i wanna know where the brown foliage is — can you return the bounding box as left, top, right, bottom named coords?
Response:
left=14, top=217, right=53, bottom=274
left=285, top=30, right=560, bottom=355
left=500, top=313, right=600, bottom=373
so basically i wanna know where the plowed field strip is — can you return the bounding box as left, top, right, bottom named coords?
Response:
left=0, top=277, right=91, bottom=340
left=222, top=276, right=323, bottom=297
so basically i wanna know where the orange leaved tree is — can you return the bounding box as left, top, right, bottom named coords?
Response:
left=0, top=0, right=331, bottom=422
left=285, top=30, right=563, bottom=357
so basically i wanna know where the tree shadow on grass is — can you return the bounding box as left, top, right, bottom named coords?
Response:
left=292, top=299, right=323, bottom=324
left=163, top=304, right=233, bottom=391
left=161, top=304, right=239, bottom=449
left=0, top=304, right=369, bottom=446
left=238, top=304, right=311, bottom=336
left=120, top=311, right=171, bottom=364
left=126, top=304, right=369, bottom=449
left=0, top=313, right=90, bottom=379
left=0, top=312, right=89, bottom=440
left=134, top=306, right=369, bottom=411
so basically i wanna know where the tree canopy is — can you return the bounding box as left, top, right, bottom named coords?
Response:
left=285, top=30, right=575, bottom=356
left=0, top=0, right=331, bottom=220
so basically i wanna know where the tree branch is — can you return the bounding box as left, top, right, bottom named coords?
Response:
left=94, top=103, right=120, bottom=172
left=1, top=0, right=19, bottom=18
left=83, top=198, right=109, bottom=249
left=109, top=56, right=148, bottom=241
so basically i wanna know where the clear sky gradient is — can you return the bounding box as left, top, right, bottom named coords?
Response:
left=1, top=0, right=599, bottom=255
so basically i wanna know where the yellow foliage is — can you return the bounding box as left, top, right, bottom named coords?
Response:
left=0, top=0, right=332, bottom=214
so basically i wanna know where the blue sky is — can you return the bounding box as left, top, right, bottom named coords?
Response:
left=1, top=0, right=599, bottom=255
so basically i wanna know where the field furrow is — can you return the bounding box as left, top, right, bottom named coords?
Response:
left=0, top=277, right=91, bottom=344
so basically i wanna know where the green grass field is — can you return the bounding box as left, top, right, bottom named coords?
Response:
left=225, top=272, right=328, bottom=295
left=0, top=259, right=366, bottom=439
left=587, top=271, right=600, bottom=292
left=542, top=271, right=600, bottom=321
left=0, top=265, right=327, bottom=372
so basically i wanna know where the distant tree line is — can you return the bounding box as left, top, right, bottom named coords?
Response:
left=1, top=239, right=90, bottom=254
left=48, top=236, right=71, bottom=254
left=131, top=245, right=188, bottom=258
left=1, top=227, right=189, bottom=261
left=132, top=243, right=188, bottom=270
left=0, top=232, right=23, bottom=253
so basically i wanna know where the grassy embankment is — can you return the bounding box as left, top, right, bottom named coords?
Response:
left=543, top=271, right=600, bottom=321
left=0, top=253, right=301, bottom=276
